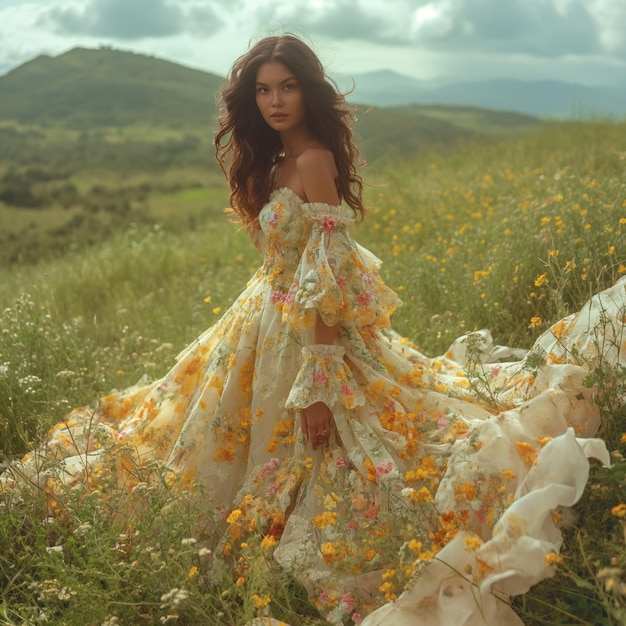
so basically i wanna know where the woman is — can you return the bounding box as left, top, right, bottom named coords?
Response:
left=214, top=32, right=367, bottom=453
left=5, top=34, right=624, bottom=626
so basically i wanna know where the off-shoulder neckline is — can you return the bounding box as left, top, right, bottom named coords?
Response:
left=270, top=186, right=305, bottom=203
left=270, top=186, right=341, bottom=209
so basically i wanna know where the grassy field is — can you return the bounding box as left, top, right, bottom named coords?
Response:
left=0, top=120, right=625, bottom=625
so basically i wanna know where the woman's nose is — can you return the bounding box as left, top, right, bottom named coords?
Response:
left=271, top=90, right=283, bottom=105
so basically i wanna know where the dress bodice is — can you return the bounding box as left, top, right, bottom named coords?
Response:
left=258, top=187, right=357, bottom=269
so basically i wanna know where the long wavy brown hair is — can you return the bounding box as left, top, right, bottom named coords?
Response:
left=215, top=34, right=363, bottom=224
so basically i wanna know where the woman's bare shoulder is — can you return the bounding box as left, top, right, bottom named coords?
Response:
left=296, top=147, right=340, bottom=205
left=296, top=147, right=336, bottom=173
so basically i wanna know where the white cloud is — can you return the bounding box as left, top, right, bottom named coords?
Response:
left=411, top=2, right=454, bottom=39
left=586, top=0, right=626, bottom=55
left=43, top=0, right=224, bottom=40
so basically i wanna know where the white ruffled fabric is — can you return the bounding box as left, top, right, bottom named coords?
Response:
left=361, top=430, right=610, bottom=625
left=285, top=344, right=365, bottom=411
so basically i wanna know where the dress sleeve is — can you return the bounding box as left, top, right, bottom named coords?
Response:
left=282, top=202, right=401, bottom=328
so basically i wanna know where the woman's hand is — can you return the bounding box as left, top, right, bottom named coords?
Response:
left=301, top=401, right=334, bottom=450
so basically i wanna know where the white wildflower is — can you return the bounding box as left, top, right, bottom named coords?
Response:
left=180, top=537, right=197, bottom=546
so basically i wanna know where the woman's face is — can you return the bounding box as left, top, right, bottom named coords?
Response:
left=255, top=61, right=307, bottom=134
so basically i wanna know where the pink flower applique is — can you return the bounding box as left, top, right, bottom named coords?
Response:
left=375, top=461, right=393, bottom=479
left=313, top=367, right=329, bottom=385
left=360, top=269, right=375, bottom=286
left=341, top=383, right=353, bottom=396
left=356, top=292, right=372, bottom=307
left=321, top=214, right=337, bottom=234
left=319, top=589, right=330, bottom=603
left=268, top=482, right=280, bottom=496
left=271, top=290, right=288, bottom=304
left=341, top=592, right=356, bottom=612
left=490, top=365, right=501, bottom=377
left=268, top=211, right=280, bottom=226
left=363, top=502, right=378, bottom=519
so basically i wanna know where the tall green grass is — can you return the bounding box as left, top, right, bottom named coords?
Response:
left=0, top=120, right=625, bottom=625
left=360, top=120, right=624, bottom=353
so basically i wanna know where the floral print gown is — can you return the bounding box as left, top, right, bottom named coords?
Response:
left=7, top=187, right=626, bottom=626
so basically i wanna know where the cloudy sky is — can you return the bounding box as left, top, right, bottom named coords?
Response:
left=1, top=0, right=625, bottom=85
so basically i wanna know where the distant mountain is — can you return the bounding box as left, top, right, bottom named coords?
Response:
left=0, top=47, right=224, bottom=128
left=344, top=70, right=626, bottom=119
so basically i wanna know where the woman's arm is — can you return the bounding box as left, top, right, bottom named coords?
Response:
left=297, top=148, right=341, bottom=449
left=246, top=217, right=264, bottom=253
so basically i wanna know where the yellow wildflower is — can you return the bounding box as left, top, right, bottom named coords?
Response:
left=611, top=503, right=626, bottom=518
left=382, top=566, right=395, bottom=580
left=515, top=441, right=537, bottom=466
left=214, top=444, right=235, bottom=463
left=408, top=539, right=422, bottom=554
left=545, top=553, right=563, bottom=566
left=312, top=511, right=338, bottom=529
left=404, top=486, right=433, bottom=504
left=464, top=536, right=483, bottom=551
left=252, top=593, right=271, bottom=609
left=226, top=509, right=243, bottom=524
left=379, top=581, right=397, bottom=602
left=454, top=482, right=478, bottom=501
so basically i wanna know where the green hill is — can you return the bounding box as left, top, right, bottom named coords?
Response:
left=354, top=104, right=540, bottom=162
left=0, top=47, right=224, bottom=129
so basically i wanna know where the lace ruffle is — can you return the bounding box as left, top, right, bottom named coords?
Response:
left=285, top=344, right=365, bottom=411
left=281, top=203, right=401, bottom=328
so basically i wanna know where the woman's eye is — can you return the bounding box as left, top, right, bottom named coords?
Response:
left=283, top=83, right=296, bottom=91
